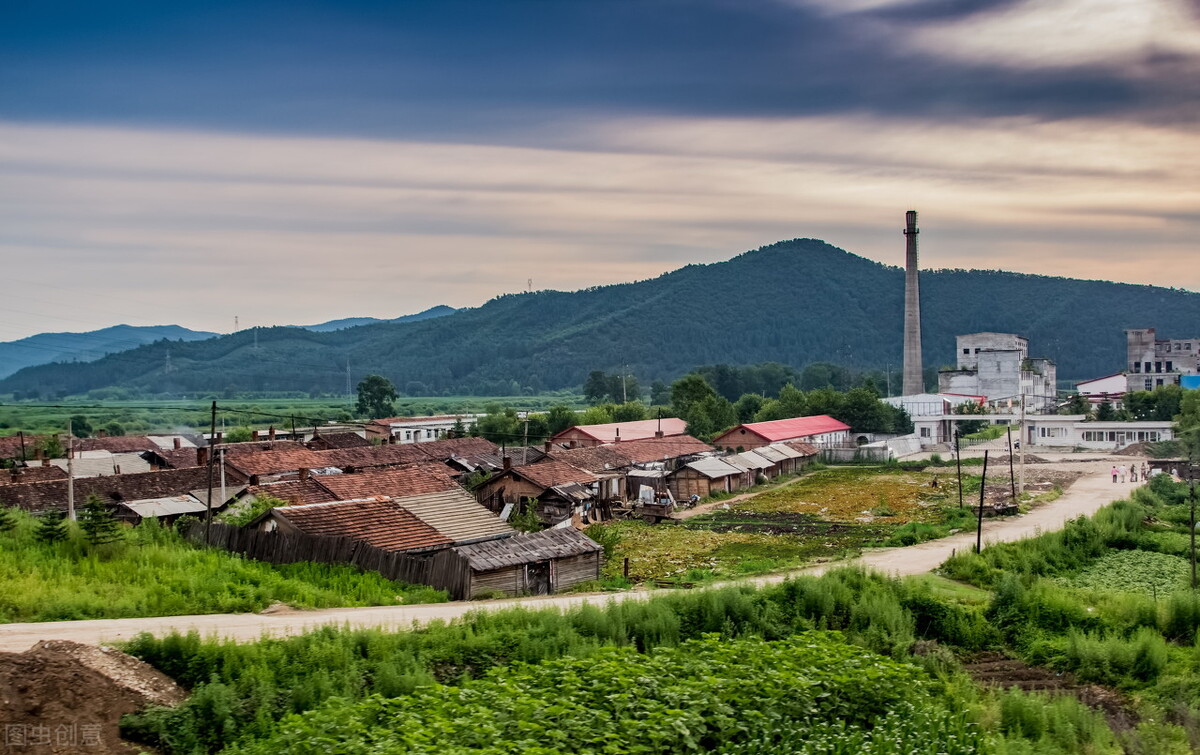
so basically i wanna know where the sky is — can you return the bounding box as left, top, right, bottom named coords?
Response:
left=2, top=0, right=1199, bottom=341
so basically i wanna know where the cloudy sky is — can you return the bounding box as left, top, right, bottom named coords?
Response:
left=3, top=0, right=1198, bottom=340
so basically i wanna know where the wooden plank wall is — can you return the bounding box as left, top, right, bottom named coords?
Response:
left=184, top=521, right=447, bottom=589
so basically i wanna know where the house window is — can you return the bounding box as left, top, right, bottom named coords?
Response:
left=404, top=430, right=412, bottom=440
left=426, top=429, right=434, bottom=438
left=1145, top=362, right=1152, bottom=373
left=1132, top=362, right=1140, bottom=373
left=1145, top=379, right=1152, bottom=390
left=962, top=348, right=969, bottom=355
left=1155, top=362, right=1162, bottom=373
left=1157, top=379, right=1164, bottom=387
left=1166, top=361, right=1173, bottom=372
left=920, top=427, right=930, bottom=437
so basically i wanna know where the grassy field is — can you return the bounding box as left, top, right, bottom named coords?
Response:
left=0, top=511, right=445, bottom=622
left=0, top=394, right=585, bottom=437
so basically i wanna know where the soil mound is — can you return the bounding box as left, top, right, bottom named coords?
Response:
left=0, top=640, right=185, bottom=754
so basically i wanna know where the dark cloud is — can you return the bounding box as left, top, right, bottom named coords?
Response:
left=0, top=0, right=1194, bottom=139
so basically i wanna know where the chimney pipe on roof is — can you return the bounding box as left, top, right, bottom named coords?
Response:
left=173, top=437, right=182, bottom=450
left=10, top=468, right=19, bottom=482
left=503, top=456, right=511, bottom=471
left=614, top=428, right=620, bottom=443
left=251, top=430, right=259, bottom=442
left=569, top=440, right=577, bottom=449
left=41, top=458, right=49, bottom=467
left=197, top=446, right=209, bottom=468
left=655, top=430, right=664, bottom=439
left=268, top=425, right=276, bottom=441
left=216, top=432, right=223, bottom=444
left=544, top=441, right=552, bottom=453
left=299, top=468, right=309, bottom=481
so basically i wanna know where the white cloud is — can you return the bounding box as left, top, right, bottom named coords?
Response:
left=908, top=0, right=1200, bottom=68
left=0, top=114, right=1197, bottom=339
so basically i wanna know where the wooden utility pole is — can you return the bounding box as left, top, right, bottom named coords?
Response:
left=976, top=450, right=989, bottom=554
left=1190, top=474, right=1197, bottom=590
left=205, top=401, right=216, bottom=545
left=954, top=430, right=964, bottom=508
left=17, top=431, right=27, bottom=467
left=66, top=418, right=76, bottom=521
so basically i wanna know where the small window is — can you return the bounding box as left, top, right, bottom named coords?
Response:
left=1166, top=361, right=1173, bottom=372
left=974, top=348, right=980, bottom=353
left=962, top=348, right=969, bottom=354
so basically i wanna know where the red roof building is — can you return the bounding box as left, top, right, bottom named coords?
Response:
left=712, top=415, right=851, bottom=451
left=550, top=418, right=688, bottom=448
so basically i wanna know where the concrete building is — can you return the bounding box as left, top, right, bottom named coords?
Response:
left=938, top=333, right=1057, bottom=411
left=1075, top=373, right=1127, bottom=406
left=1024, top=415, right=1174, bottom=450
left=711, top=415, right=850, bottom=451
left=882, top=393, right=984, bottom=447
left=365, top=415, right=481, bottom=443
left=1125, top=328, right=1200, bottom=393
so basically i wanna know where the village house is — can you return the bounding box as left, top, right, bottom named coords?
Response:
left=0, top=466, right=235, bottom=515
left=425, top=527, right=602, bottom=599
left=1023, top=415, right=1175, bottom=450
left=363, top=415, right=480, bottom=443
left=1075, top=373, right=1128, bottom=407
left=472, top=458, right=604, bottom=525
left=712, top=415, right=851, bottom=452
left=305, top=430, right=371, bottom=450
left=549, top=418, right=688, bottom=448
left=253, top=498, right=454, bottom=553
left=668, top=456, right=745, bottom=499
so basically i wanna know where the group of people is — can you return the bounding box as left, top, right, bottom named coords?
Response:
left=1111, top=463, right=1150, bottom=483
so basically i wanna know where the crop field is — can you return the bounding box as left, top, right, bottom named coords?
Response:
left=599, top=468, right=984, bottom=583
left=0, top=394, right=584, bottom=436
left=1063, top=549, right=1190, bottom=596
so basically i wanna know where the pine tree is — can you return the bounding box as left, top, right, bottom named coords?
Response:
left=35, top=508, right=68, bottom=544
left=80, top=494, right=122, bottom=546
left=0, top=505, right=17, bottom=533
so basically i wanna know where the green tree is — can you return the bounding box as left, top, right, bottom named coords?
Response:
left=35, top=508, right=68, bottom=544
left=546, top=405, right=579, bottom=436
left=0, top=505, right=16, bottom=533
left=102, top=421, right=126, bottom=437
left=355, top=375, right=398, bottom=419
left=224, top=426, right=254, bottom=444
left=610, top=402, right=648, bottom=423
left=1177, top=389, right=1200, bottom=462
left=1061, top=394, right=1091, bottom=416
left=69, top=414, right=93, bottom=438
left=733, top=394, right=764, bottom=423
left=38, top=436, right=64, bottom=459
left=840, top=387, right=890, bottom=433
left=474, top=407, right=521, bottom=445
left=80, top=494, right=122, bottom=546
left=670, top=374, right=717, bottom=418
left=649, top=380, right=671, bottom=406
left=685, top=395, right=738, bottom=441
left=1095, top=400, right=1116, bottom=421
left=583, top=371, right=610, bottom=404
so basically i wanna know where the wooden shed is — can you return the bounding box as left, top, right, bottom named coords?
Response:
left=668, top=457, right=744, bottom=499
left=428, top=527, right=603, bottom=599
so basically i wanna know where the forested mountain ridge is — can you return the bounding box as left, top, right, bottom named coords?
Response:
left=0, top=324, right=217, bottom=380
left=3, top=239, right=1198, bottom=398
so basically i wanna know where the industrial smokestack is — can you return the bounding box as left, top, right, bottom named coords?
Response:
left=902, top=210, right=924, bottom=396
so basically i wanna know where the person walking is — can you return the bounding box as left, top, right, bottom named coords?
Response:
left=1130, top=464, right=1138, bottom=483
left=1120, top=466, right=1127, bottom=483
left=1112, top=465, right=1118, bottom=483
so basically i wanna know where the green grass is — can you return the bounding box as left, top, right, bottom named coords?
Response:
left=0, top=511, right=444, bottom=622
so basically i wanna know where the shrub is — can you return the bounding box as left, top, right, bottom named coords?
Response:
left=35, top=508, right=68, bottom=544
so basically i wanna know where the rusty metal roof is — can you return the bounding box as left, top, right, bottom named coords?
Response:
left=272, top=498, right=452, bottom=553
left=393, top=488, right=513, bottom=544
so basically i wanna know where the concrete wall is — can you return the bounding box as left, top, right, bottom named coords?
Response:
left=957, top=333, right=1028, bottom=370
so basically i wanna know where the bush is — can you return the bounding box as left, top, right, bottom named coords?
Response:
left=35, top=508, right=68, bottom=544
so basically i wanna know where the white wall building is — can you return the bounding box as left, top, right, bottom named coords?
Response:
left=938, top=333, right=1057, bottom=411
left=1024, top=415, right=1174, bottom=450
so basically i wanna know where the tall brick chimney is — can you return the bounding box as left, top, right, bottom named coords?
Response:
left=902, top=210, right=924, bottom=396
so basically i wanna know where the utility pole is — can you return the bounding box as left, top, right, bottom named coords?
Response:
left=621, top=366, right=628, bottom=404
left=1190, top=466, right=1197, bottom=590
left=65, top=418, right=75, bottom=521
left=1018, top=393, right=1026, bottom=496
left=1006, top=425, right=1017, bottom=504
left=522, top=418, right=530, bottom=465
left=17, top=431, right=27, bottom=467
left=205, top=401, right=216, bottom=545
left=976, top=450, right=989, bottom=553
left=954, top=430, right=964, bottom=508
left=345, top=358, right=352, bottom=397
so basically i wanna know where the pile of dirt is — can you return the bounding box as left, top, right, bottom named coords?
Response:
left=0, top=640, right=186, bottom=754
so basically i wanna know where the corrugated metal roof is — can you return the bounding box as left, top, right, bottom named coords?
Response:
left=715, top=415, right=850, bottom=444
left=392, top=488, right=513, bottom=543
left=120, top=495, right=208, bottom=517
left=551, top=418, right=688, bottom=444
left=766, top=443, right=804, bottom=460
left=733, top=451, right=773, bottom=470
left=683, top=457, right=743, bottom=479
left=753, top=446, right=789, bottom=463
left=453, top=527, right=602, bottom=570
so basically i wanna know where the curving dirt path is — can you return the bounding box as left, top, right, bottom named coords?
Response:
left=0, top=456, right=1147, bottom=652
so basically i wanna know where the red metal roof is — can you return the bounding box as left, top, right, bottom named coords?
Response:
left=715, top=415, right=850, bottom=444
left=550, top=418, right=688, bottom=444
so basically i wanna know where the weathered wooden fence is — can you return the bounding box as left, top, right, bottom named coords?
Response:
left=184, top=521, right=438, bottom=586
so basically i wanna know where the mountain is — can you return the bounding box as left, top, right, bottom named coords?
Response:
left=3, top=239, right=1198, bottom=398
left=300, top=306, right=457, bottom=332
left=0, top=324, right=217, bottom=380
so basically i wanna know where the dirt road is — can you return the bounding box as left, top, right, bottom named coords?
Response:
left=0, top=456, right=1145, bottom=652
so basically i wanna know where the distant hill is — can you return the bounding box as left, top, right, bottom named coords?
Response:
left=299, top=306, right=457, bottom=332
left=0, top=324, right=217, bottom=379
left=3, top=239, right=1198, bottom=397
